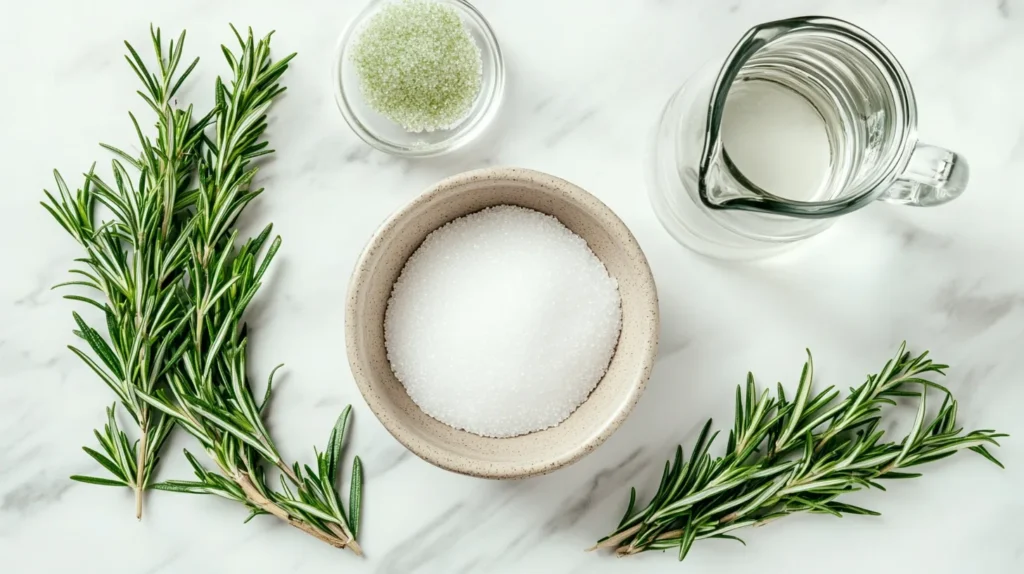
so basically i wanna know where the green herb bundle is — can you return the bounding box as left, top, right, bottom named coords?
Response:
left=594, top=344, right=1006, bottom=561
left=43, top=28, right=211, bottom=518
left=44, top=26, right=363, bottom=553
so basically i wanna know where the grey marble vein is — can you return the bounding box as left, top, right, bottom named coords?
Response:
left=1, top=476, right=73, bottom=514
left=936, top=282, right=1022, bottom=330
left=540, top=447, right=646, bottom=535
left=998, top=0, right=1011, bottom=18
left=543, top=109, right=598, bottom=148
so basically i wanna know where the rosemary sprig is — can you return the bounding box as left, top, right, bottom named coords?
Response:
left=45, top=24, right=364, bottom=552
left=134, top=28, right=364, bottom=554
left=594, top=344, right=1007, bottom=561
left=42, top=27, right=211, bottom=519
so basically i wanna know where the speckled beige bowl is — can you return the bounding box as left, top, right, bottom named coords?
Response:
left=345, top=167, right=659, bottom=479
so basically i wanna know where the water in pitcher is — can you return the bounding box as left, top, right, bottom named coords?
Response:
left=720, top=80, right=832, bottom=202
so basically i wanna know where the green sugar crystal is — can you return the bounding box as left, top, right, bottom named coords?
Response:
left=351, top=0, right=483, bottom=133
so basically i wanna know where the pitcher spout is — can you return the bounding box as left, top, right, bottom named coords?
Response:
left=699, top=154, right=765, bottom=209
left=696, top=19, right=802, bottom=211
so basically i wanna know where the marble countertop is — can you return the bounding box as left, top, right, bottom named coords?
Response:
left=2, top=0, right=1023, bottom=572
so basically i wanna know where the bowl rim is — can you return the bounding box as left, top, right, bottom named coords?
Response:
left=345, top=167, right=660, bottom=478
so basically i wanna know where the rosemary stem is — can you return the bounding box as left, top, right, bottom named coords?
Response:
left=590, top=523, right=642, bottom=551
left=135, top=415, right=149, bottom=520
left=277, top=461, right=301, bottom=486
left=234, top=473, right=351, bottom=550
left=327, top=522, right=363, bottom=556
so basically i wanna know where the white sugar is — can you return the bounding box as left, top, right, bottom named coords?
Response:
left=384, top=205, right=622, bottom=438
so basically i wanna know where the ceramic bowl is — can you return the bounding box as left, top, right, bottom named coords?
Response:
left=345, top=167, right=659, bottom=478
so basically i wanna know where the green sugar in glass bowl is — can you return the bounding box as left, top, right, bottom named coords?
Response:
left=352, top=0, right=482, bottom=132
left=334, top=0, right=505, bottom=157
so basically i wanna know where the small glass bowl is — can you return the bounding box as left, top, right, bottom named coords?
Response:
left=333, top=0, right=505, bottom=158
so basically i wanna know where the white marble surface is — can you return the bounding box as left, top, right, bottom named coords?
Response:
left=2, top=0, right=1023, bottom=572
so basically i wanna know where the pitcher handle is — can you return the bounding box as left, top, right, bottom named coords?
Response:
left=878, top=143, right=969, bottom=207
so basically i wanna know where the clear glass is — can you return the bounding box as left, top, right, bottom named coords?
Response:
left=333, top=0, right=505, bottom=158
left=649, top=16, right=969, bottom=259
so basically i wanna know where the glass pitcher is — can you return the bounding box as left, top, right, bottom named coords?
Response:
left=648, top=16, right=969, bottom=259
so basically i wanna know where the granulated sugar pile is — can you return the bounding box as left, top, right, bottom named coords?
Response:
left=384, top=205, right=622, bottom=438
